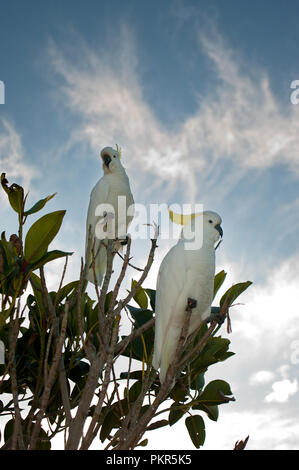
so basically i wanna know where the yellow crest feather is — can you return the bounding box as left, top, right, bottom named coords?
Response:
left=115, top=144, right=122, bottom=158
left=168, top=207, right=202, bottom=225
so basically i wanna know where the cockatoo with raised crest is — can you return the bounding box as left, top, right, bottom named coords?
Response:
left=152, top=211, right=223, bottom=385
left=85, top=146, right=134, bottom=285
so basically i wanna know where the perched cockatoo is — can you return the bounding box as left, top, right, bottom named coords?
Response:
left=152, top=211, right=223, bottom=385
left=85, top=146, right=134, bottom=285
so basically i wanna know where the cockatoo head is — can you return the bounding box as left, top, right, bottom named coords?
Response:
left=180, top=210, right=223, bottom=247
left=100, top=146, right=124, bottom=175
left=202, top=211, right=223, bottom=244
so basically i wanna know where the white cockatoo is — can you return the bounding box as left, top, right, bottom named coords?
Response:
left=85, top=146, right=134, bottom=285
left=152, top=211, right=223, bottom=385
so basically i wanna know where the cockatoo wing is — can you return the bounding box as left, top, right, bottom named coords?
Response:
left=85, top=177, right=110, bottom=285
left=153, top=242, right=215, bottom=384
left=152, top=243, right=189, bottom=375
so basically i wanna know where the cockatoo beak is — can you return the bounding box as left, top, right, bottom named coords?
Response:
left=102, top=154, right=112, bottom=167
left=215, top=224, right=223, bottom=238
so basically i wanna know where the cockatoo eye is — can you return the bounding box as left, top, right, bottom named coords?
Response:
left=209, top=220, right=213, bottom=223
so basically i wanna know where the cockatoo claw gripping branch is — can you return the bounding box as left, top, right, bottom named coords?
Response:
left=187, top=297, right=197, bottom=309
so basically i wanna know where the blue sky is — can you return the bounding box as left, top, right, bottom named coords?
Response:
left=1, top=0, right=299, bottom=450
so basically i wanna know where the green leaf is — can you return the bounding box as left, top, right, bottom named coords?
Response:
left=192, top=403, right=219, bottom=422
left=70, top=376, right=88, bottom=403
left=197, top=379, right=234, bottom=406
left=0, top=234, right=17, bottom=267
left=24, top=210, right=66, bottom=263
left=85, top=299, right=98, bottom=334
left=213, top=270, right=227, bottom=299
left=190, top=372, right=205, bottom=391
left=139, top=404, right=150, bottom=417
left=69, top=360, right=90, bottom=383
left=4, top=418, right=14, bottom=442
left=131, top=279, right=148, bottom=309
left=219, top=351, right=235, bottom=361
left=145, top=288, right=156, bottom=311
left=0, top=309, right=10, bottom=330
left=1, top=173, right=24, bottom=214
left=185, top=415, right=205, bottom=448
left=126, top=305, right=153, bottom=327
left=205, top=337, right=231, bottom=358
left=147, top=419, right=168, bottom=431
left=119, top=370, right=143, bottom=381
left=120, top=307, right=154, bottom=362
left=137, top=439, right=148, bottom=447
left=128, top=380, right=142, bottom=402
left=169, top=382, right=189, bottom=403
left=100, top=409, right=121, bottom=442
left=24, top=193, right=57, bottom=216
left=30, top=250, right=73, bottom=271
left=104, top=291, right=113, bottom=313
left=169, top=404, right=186, bottom=426
left=189, top=336, right=234, bottom=379
left=29, top=273, right=44, bottom=318
left=55, top=280, right=79, bottom=305
left=36, top=428, right=51, bottom=450
left=220, top=281, right=252, bottom=308
left=189, top=351, right=218, bottom=376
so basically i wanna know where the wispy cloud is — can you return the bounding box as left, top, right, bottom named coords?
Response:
left=47, top=24, right=299, bottom=207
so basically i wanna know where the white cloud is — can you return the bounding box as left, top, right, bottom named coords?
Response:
left=265, top=379, right=298, bottom=404
left=0, top=118, right=38, bottom=188
left=231, top=252, right=299, bottom=351
left=0, top=118, right=39, bottom=209
left=47, top=25, right=299, bottom=208
left=249, top=366, right=293, bottom=388
left=250, top=370, right=275, bottom=386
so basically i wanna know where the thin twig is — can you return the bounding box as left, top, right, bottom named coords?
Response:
left=54, top=255, right=69, bottom=310
left=77, top=258, right=95, bottom=362
left=114, top=250, right=144, bottom=272
left=114, top=238, right=158, bottom=317
left=44, top=319, right=55, bottom=383
left=107, top=237, right=131, bottom=313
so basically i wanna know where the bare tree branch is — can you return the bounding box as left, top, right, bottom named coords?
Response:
left=234, top=435, right=249, bottom=450
left=29, top=302, right=69, bottom=449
